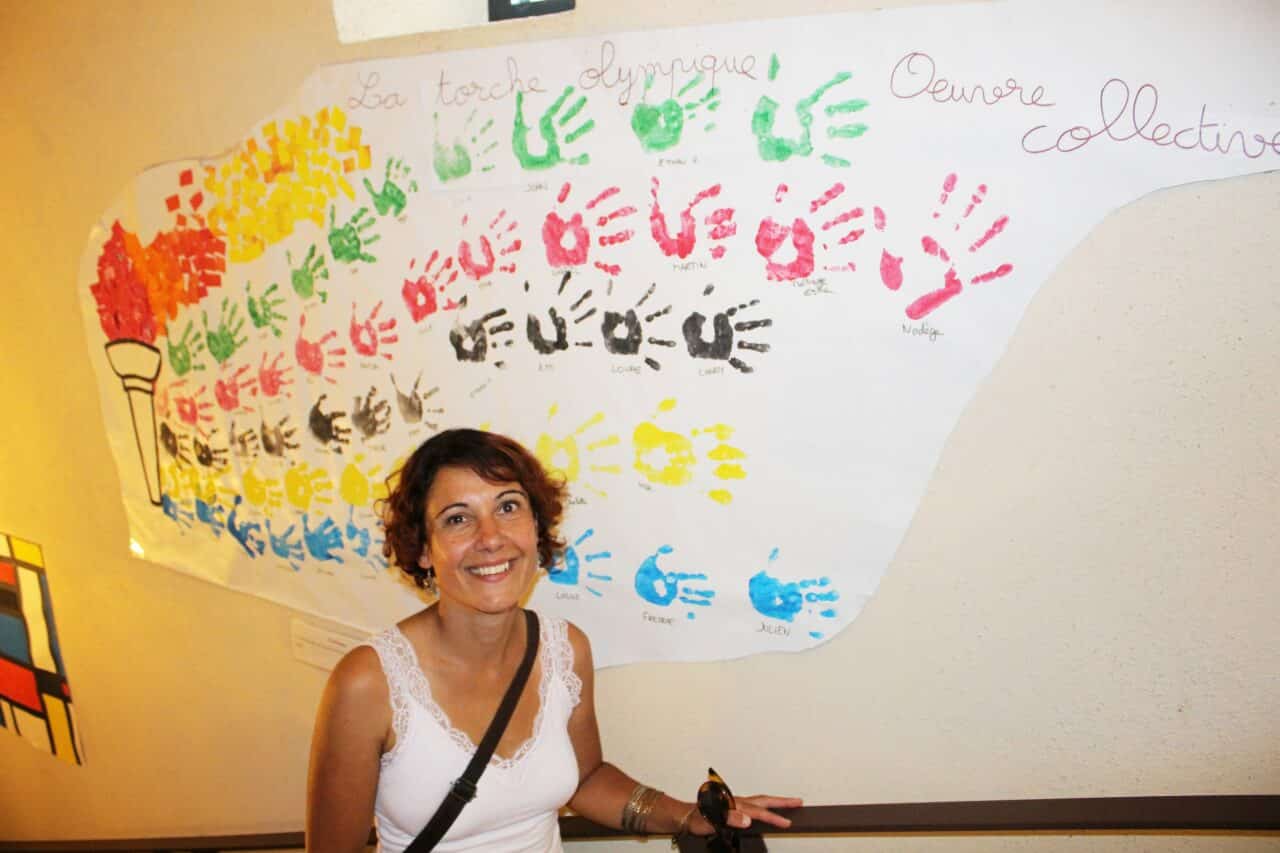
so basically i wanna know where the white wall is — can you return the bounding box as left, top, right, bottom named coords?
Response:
left=1, top=1, right=1276, bottom=850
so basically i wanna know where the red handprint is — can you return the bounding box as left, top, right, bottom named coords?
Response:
left=295, top=313, right=348, bottom=384
left=541, top=182, right=636, bottom=276
left=257, top=352, right=294, bottom=399
left=458, top=210, right=521, bottom=281
left=648, top=178, right=736, bottom=261
left=904, top=172, right=1014, bottom=320
left=349, top=300, right=399, bottom=360
left=170, top=380, right=215, bottom=427
left=401, top=252, right=461, bottom=323
left=754, top=184, right=815, bottom=281
left=213, top=363, right=258, bottom=413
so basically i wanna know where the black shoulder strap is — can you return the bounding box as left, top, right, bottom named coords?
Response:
left=405, top=609, right=540, bottom=853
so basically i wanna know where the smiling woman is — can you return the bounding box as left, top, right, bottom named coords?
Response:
left=305, top=428, right=800, bottom=852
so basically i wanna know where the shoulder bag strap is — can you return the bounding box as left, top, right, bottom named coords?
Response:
left=404, top=609, right=540, bottom=853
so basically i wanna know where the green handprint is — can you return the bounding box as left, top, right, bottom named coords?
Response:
left=328, top=206, right=380, bottom=264
left=630, top=73, right=721, bottom=154
left=751, top=54, right=868, bottom=168
left=166, top=320, right=206, bottom=376
left=512, top=86, right=595, bottom=171
left=245, top=281, right=287, bottom=338
left=362, top=157, right=417, bottom=217
left=287, top=245, right=329, bottom=304
left=433, top=110, right=498, bottom=183
left=203, top=298, right=247, bottom=364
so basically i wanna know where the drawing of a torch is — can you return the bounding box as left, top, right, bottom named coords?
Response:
left=104, top=339, right=163, bottom=505
left=91, top=222, right=164, bottom=506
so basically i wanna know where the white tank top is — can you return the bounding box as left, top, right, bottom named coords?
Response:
left=368, top=614, right=583, bottom=853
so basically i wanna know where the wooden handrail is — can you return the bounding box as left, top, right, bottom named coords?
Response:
left=2, top=796, right=1276, bottom=850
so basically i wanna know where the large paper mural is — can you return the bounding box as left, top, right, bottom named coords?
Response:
left=78, top=0, right=1278, bottom=666
left=0, top=535, right=82, bottom=764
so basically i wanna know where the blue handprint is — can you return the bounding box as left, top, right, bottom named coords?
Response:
left=634, top=545, right=715, bottom=617
left=345, top=507, right=389, bottom=570
left=748, top=548, right=839, bottom=638
left=303, top=513, right=345, bottom=563
left=161, top=494, right=194, bottom=529
left=194, top=497, right=224, bottom=537
left=227, top=496, right=266, bottom=557
left=266, top=519, right=304, bottom=571
left=550, top=528, right=614, bottom=598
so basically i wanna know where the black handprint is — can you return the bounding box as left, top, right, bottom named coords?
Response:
left=351, top=386, right=392, bottom=438
left=681, top=294, right=773, bottom=374
left=160, top=422, right=192, bottom=466
left=448, top=308, right=514, bottom=366
left=389, top=374, right=443, bottom=428
left=600, top=282, right=675, bottom=371
left=193, top=430, right=230, bottom=468
left=260, top=415, right=300, bottom=458
left=309, top=394, right=352, bottom=451
left=525, top=271, right=596, bottom=355
left=230, top=420, right=261, bottom=459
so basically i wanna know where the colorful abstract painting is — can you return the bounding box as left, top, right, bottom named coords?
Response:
left=0, top=534, right=82, bottom=765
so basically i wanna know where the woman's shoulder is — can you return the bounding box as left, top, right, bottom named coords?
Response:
left=536, top=612, right=594, bottom=680
left=330, top=643, right=390, bottom=696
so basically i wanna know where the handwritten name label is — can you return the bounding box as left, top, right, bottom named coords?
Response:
left=539, top=362, right=555, bottom=372
left=672, top=260, right=707, bottom=272
left=901, top=321, right=944, bottom=342
left=612, top=364, right=642, bottom=374
left=1022, top=78, right=1280, bottom=158
left=890, top=51, right=1053, bottom=108
left=757, top=621, right=791, bottom=637
left=555, top=591, right=580, bottom=601
left=579, top=40, right=758, bottom=106
left=348, top=72, right=408, bottom=110
left=526, top=182, right=548, bottom=192
left=698, top=366, right=725, bottom=376
left=643, top=611, right=674, bottom=626
left=435, top=57, right=544, bottom=107
left=568, top=495, right=588, bottom=506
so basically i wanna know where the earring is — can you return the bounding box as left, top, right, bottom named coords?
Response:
left=423, top=566, right=437, bottom=595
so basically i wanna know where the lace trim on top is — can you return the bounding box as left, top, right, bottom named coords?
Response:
left=372, top=615, right=581, bottom=771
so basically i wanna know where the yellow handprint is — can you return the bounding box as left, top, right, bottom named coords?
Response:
left=339, top=454, right=387, bottom=509
left=535, top=405, right=621, bottom=498
left=285, top=463, right=335, bottom=512
left=241, top=465, right=284, bottom=512
left=631, top=399, right=746, bottom=504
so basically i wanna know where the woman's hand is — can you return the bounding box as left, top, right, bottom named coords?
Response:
left=684, top=794, right=804, bottom=835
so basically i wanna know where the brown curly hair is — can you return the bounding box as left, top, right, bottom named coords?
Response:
left=380, top=428, right=566, bottom=589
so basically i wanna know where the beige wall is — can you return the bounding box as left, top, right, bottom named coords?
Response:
left=1, top=1, right=1277, bottom=850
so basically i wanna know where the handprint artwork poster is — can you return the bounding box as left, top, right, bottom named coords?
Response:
left=78, top=0, right=1278, bottom=665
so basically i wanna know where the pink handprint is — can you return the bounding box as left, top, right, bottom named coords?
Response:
left=648, top=178, right=736, bottom=261
left=257, top=352, right=294, bottom=399
left=754, top=183, right=815, bottom=281
left=295, top=313, right=348, bottom=384
left=213, top=364, right=258, bottom=413
left=541, top=182, right=636, bottom=276
left=349, top=300, right=399, bottom=360
left=458, top=210, right=521, bottom=281
left=170, top=380, right=215, bottom=427
left=755, top=182, right=875, bottom=282
left=401, top=252, right=461, bottom=323
left=904, top=172, right=1014, bottom=320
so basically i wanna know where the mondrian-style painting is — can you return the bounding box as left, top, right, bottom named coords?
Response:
left=0, top=534, right=83, bottom=765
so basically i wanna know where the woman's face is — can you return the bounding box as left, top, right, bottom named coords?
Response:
left=419, top=465, right=540, bottom=614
